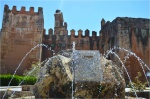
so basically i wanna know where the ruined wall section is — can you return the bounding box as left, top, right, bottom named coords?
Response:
left=0, top=5, right=44, bottom=75
left=43, top=29, right=100, bottom=50
left=100, top=17, right=150, bottom=81
left=42, top=29, right=54, bottom=61
left=70, top=29, right=91, bottom=50
left=42, top=28, right=100, bottom=61
left=42, top=10, right=100, bottom=61
left=100, top=19, right=118, bottom=58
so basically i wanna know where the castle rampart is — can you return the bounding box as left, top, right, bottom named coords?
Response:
left=4, top=5, right=43, bottom=15
left=0, top=5, right=44, bottom=75
left=0, top=5, right=150, bottom=83
left=100, top=17, right=150, bottom=81
left=42, top=27, right=100, bottom=61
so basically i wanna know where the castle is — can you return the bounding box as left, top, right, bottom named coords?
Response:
left=0, top=5, right=150, bottom=82
left=0, top=5, right=44, bottom=75
left=42, top=9, right=100, bottom=61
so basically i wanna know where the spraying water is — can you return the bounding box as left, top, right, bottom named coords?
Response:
left=71, top=42, right=75, bottom=99
left=2, top=42, right=149, bottom=98
left=2, top=44, right=52, bottom=99
left=108, top=51, right=138, bottom=98
left=105, top=46, right=150, bottom=87
left=10, top=59, right=49, bottom=97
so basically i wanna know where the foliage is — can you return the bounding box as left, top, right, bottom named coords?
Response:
left=23, top=62, right=41, bottom=78
left=128, top=72, right=148, bottom=92
left=0, top=74, right=22, bottom=86
left=22, top=76, right=37, bottom=85
left=0, top=74, right=37, bottom=86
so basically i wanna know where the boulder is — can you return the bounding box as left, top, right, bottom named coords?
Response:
left=32, top=50, right=125, bottom=98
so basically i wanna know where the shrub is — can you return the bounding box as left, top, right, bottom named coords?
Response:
left=22, top=76, right=37, bottom=85
left=128, top=72, right=148, bottom=92
left=0, top=74, right=37, bottom=86
left=23, top=62, right=41, bottom=78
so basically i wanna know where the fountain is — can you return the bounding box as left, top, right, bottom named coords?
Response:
left=2, top=42, right=150, bottom=98
left=31, top=42, right=125, bottom=98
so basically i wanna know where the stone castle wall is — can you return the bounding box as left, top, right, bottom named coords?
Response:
left=0, top=5, right=149, bottom=83
left=42, top=28, right=100, bottom=61
left=100, top=17, right=150, bottom=82
left=42, top=10, right=100, bottom=61
left=0, top=5, right=44, bottom=75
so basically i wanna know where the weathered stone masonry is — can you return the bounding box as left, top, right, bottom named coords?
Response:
left=0, top=5, right=44, bottom=75
left=42, top=10, right=100, bottom=61
left=0, top=5, right=150, bottom=82
left=100, top=17, right=150, bottom=82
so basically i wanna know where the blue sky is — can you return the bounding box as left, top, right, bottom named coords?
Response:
left=0, top=0, right=150, bottom=35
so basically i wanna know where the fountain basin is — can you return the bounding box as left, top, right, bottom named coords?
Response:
left=32, top=50, right=125, bottom=98
left=0, top=86, right=22, bottom=91
left=125, top=87, right=150, bottom=92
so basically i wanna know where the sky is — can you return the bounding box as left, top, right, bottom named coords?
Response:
left=0, top=0, right=150, bottom=36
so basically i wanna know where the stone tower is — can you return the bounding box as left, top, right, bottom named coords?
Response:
left=54, top=10, right=68, bottom=52
left=101, top=18, right=105, bottom=29
left=0, top=5, right=44, bottom=75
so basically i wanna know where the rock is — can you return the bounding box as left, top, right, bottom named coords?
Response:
left=21, top=85, right=33, bottom=91
left=9, top=96, right=35, bottom=99
left=0, top=91, right=34, bottom=99
left=32, top=50, right=125, bottom=98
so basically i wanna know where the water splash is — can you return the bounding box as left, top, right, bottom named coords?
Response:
left=11, top=59, right=49, bottom=97
left=2, top=42, right=149, bottom=98
left=71, top=41, right=76, bottom=99
left=105, top=46, right=150, bottom=71
left=104, top=46, right=150, bottom=98
left=108, top=51, right=138, bottom=98
left=105, top=46, right=150, bottom=86
left=2, top=44, right=52, bottom=99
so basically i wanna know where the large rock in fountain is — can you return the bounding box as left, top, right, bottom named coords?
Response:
left=32, top=50, right=126, bottom=98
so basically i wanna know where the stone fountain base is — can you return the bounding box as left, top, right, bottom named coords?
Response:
left=32, top=50, right=125, bottom=98
left=0, top=85, right=35, bottom=99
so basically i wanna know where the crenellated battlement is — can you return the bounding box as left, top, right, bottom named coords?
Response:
left=70, top=29, right=75, bottom=36
left=43, top=29, right=46, bottom=36
left=1, top=5, right=44, bottom=75
left=78, top=29, right=83, bottom=38
left=1, top=5, right=150, bottom=83
left=12, top=6, right=17, bottom=13
left=85, top=29, right=90, bottom=36
left=43, top=28, right=99, bottom=40
left=49, top=28, right=53, bottom=35
left=70, top=29, right=98, bottom=38
left=4, top=5, right=10, bottom=13
left=4, top=4, right=43, bottom=15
